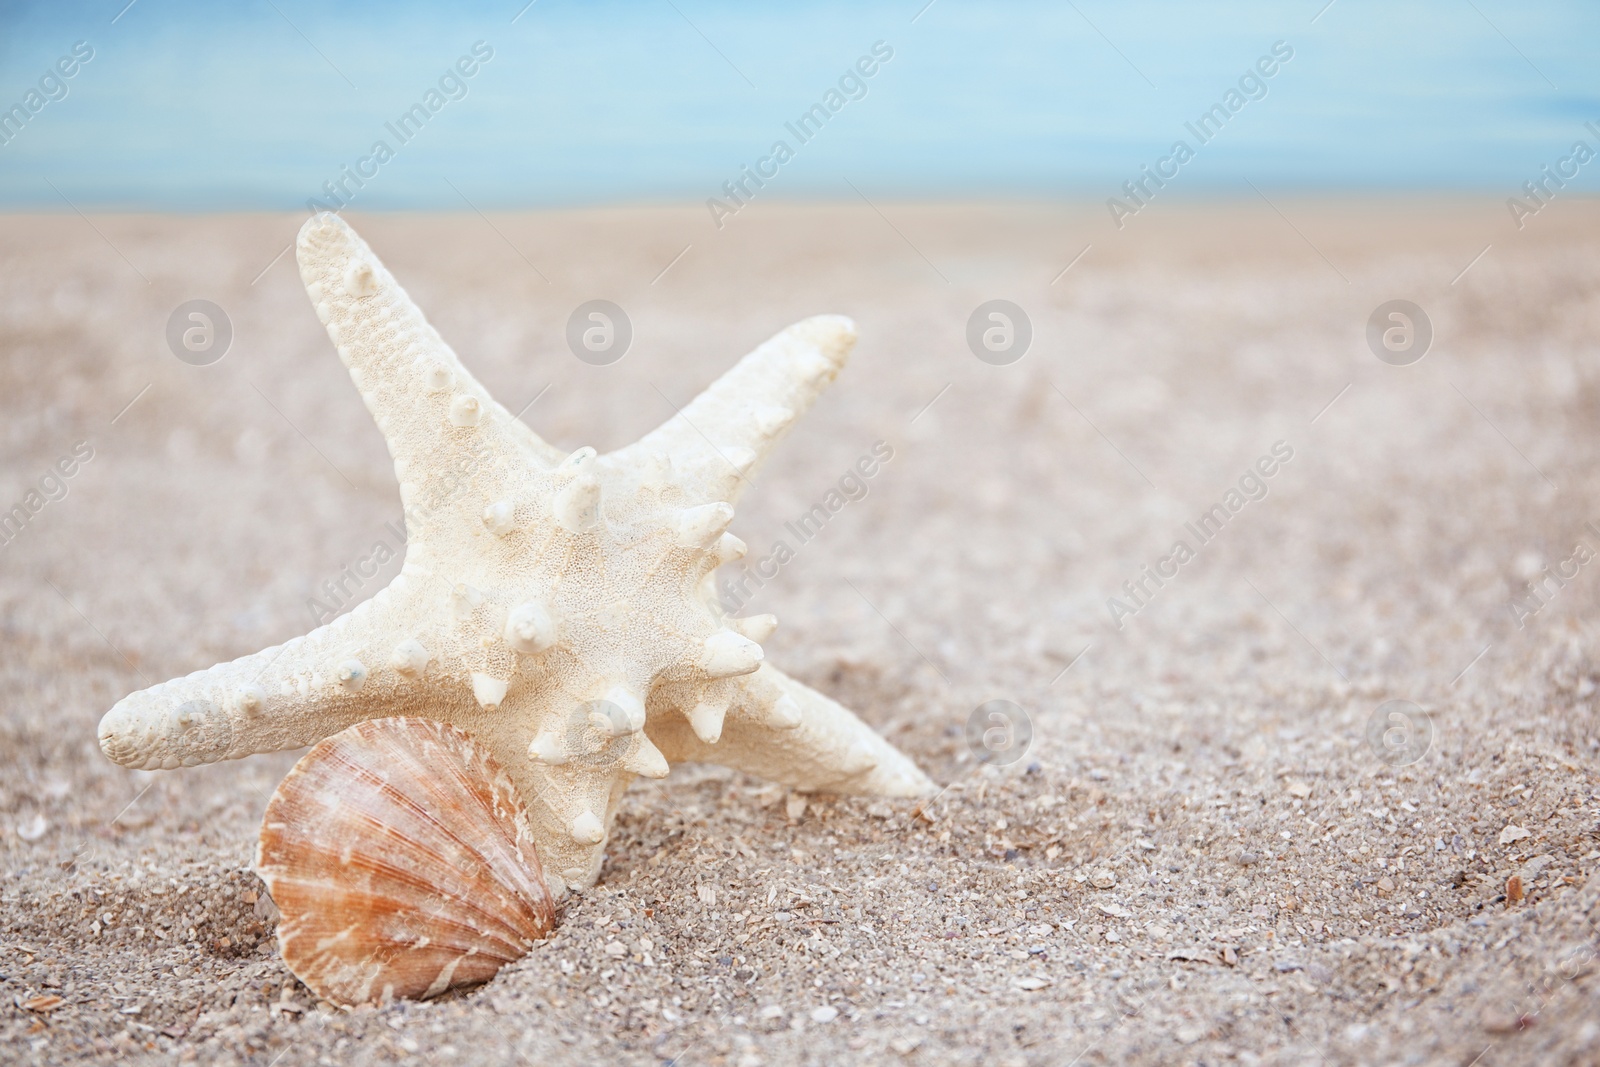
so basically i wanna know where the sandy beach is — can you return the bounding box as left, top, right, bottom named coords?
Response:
left=3, top=200, right=1599, bottom=1065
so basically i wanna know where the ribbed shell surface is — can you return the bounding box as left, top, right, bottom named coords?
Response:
left=257, top=716, right=557, bottom=1006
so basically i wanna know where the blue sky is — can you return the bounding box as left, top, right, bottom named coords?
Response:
left=0, top=0, right=1597, bottom=209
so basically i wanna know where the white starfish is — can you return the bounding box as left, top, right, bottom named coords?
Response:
left=98, top=214, right=934, bottom=892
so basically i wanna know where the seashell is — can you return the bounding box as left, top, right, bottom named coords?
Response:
left=256, top=716, right=557, bottom=1007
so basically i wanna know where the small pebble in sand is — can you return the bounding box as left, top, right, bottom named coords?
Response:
left=812, top=1005, right=839, bottom=1023
left=1482, top=1007, right=1535, bottom=1034
left=1499, top=824, right=1531, bottom=846
left=1506, top=875, right=1524, bottom=904
left=1089, top=868, right=1116, bottom=889
left=16, top=813, right=47, bottom=841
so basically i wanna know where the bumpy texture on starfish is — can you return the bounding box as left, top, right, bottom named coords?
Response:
left=98, top=214, right=934, bottom=892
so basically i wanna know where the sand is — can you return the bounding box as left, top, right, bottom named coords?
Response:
left=2, top=200, right=1599, bottom=1066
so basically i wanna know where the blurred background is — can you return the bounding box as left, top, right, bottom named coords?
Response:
left=2, top=0, right=1597, bottom=209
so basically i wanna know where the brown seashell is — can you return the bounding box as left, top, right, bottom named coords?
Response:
left=257, top=717, right=557, bottom=1006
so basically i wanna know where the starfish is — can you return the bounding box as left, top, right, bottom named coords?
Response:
left=98, top=214, right=934, bottom=893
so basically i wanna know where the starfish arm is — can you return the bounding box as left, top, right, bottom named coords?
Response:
left=648, top=662, right=935, bottom=797
left=476, top=684, right=677, bottom=895
left=517, top=764, right=640, bottom=896
left=296, top=214, right=567, bottom=538
left=98, top=572, right=440, bottom=770
left=610, top=315, right=857, bottom=505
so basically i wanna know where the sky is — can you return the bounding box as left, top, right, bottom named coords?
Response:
left=0, top=0, right=1597, bottom=210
